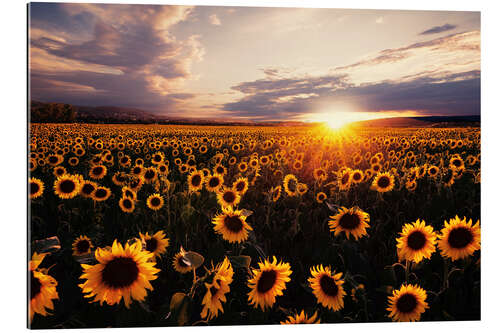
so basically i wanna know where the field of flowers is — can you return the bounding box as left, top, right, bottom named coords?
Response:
left=28, top=123, right=480, bottom=328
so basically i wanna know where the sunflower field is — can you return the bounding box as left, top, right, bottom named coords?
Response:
left=28, top=123, right=480, bottom=328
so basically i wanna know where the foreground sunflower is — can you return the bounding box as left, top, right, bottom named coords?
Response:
left=280, top=310, right=320, bottom=324
left=205, top=174, right=224, bottom=192
left=387, top=284, right=428, bottom=322
left=54, top=174, right=81, bottom=199
left=216, top=187, right=241, bottom=208
left=396, top=219, right=437, bottom=263
left=119, top=196, right=135, bottom=213
left=172, top=248, right=192, bottom=274
left=29, top=177, right=44, bottom=199
left=371, top=172, right=395, bottom=193
left=29, top=252, right=59, bottom=324
left=146, top=193, right=164, bottom=210
left=200, top=257, right=234, bottom=320
left=212, top=206, right=253, bottom=243
left=139, top=231, right=169, bottom=259
left=308, top=265, right=345, bottom=311
left=232, top=177, right=249, bottom=195
left=247, top=256, right=292, bottom=311
left=72, top=235, right=93, bottom=256
left=328, top=206, right=370, bottom=240
left=283, top=174, right=298, bottom=196
left=437, top=216, right=480, bottom=261
left=79, top=240, right=160, bottom=308
left=80, top=180, right=97, bottom=198
left=187, top=170, right=204, bottom=193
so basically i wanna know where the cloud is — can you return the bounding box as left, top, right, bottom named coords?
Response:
left=419, top=23, right=457, bottom=35
left=209, top=14, right=221, bottom=26
left=29, top=3, right=203, bottom=113
left=222, top=71, right=480, bottom=120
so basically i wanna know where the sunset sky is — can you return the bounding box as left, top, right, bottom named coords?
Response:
left=29, top=3, right=480, bottom=122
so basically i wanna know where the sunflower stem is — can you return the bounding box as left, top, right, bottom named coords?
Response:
left=405, top=260, right=410, bottom=283
left=443, top=258, right=449, bottom=290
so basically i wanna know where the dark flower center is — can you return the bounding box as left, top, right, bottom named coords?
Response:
left=452, top=159, right=462, bottom=167
left=257, top=269, right=277, bottom=293
left=353, top=172, right=362, bottom=181
left=154, top=155, right=162, bottom=162
left=236, top=181, right=245, bottom=192
left=92, top=166, right=103, bottom=175
left=377, top=176, right=390, bottom=188
left=407, top=231, right=427, bottom=250
left=396, top=293, right=417, bottom=313
left=133, top=167, right=142, bottom=175
left=216, top=166, right=224, bottom=174
left=82, top=183, right=95, bottom=195
left=341, top=173, right=349, bottom=185
left=209, top=177, right=220, bottom=188
left=144, top=169, right=155, bottom=180
left=150, top=197, right=161, bottom=207
left=223, top=191, right=236, bottom=203
left=94, top=188, right=107, bottom=198
left=49, top=156, right=58, bottom=164
left=224, top=215, right=244, bottom=233
left=30, top=182, right=40, bottom=195
left=338, top=213, right=361, bottom=230
left=210, top=286, right=219, bottom=296
left=101, top=257, right=139, bottom=289
left=60, top=179, right=76, bottom=193
left=191, top=174, right=202, bottom=187
left=121, top=157, right=129, bottom=164
left=145, top=238, right=158, bottom=252
left=76, top=240, right=90, bottom=253
left=122, top=198, right=132, bottom=209
left=30, top=271, right=42, bottom=299
left=448, top=227, right=473, bottom=249
left=319, top=274, right=339, bottom=297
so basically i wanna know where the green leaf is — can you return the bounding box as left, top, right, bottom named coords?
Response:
left=229, top=255, right=251, bottom=268
left=183, top=251, right=204, bottom=269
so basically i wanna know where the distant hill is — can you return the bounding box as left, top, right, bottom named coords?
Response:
left=351, top=115, right=480, bottom=128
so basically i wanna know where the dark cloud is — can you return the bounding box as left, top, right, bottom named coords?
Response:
left=222, top=71, right=480, bottom=120
left=29, top=3, right=201, bottom=113
left=419, top=23, right=457, bottom=35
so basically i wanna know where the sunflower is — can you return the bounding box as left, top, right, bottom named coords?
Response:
left=89, top=165, right=107, bottom=180
left=139, top=231, right=169, bottom=258
left=79, top=240, right=160, bottom=308
left=29, top=252, right=59, bottom=323
left=200, top=257, right=234, bottom=320
left=247, top=256, right=292, bottom=311
left=437, top=216, right=480, bottom=261
left=172, top=248, right=193, bottom=274
left=316, top=191, right=327, bottom=204
left=308, top=265, right=345, bottom=311
left=427, top=165, right=439, bottom=178
left=129, top=176, right=145, bottom=192
left=72, top=235, right=93, bottom=256
left=351, top=169, right=364, bottom=184
left=297, top=183, right=308, bottom=196
left=29, top=177, right=44, bottom=199
left=146, top=193, right=164, bottom=210
left=216, top=187, right=241, bottom=208
left=143, top=167, right=158, bottom=184
left=92, top=186, right=111, bottom=202
left=371, top=172, right=395, bottom=193
left=396, top=219, right=437, bottom=263
left=212, top=206, right=252, bottom=243
left=80, top=180, right=97, bottom=198
left=271, top=185, right=282, bottom=202
left=337, top=169, right=352, bottom=191
left=53, top=166, right=67, bottom=178
left=329, top=206, right=370, bottom=240
left=187, top=170, right=204, bottom=193
left=119, top=196, right=135, bottom=213
left=449, top=156, right=465, bottom=171
left=112, top=172, right=128, bottom=186
left=54, top=174, right=81, bottom=199
left=205, top=174, right=224, bottom=192
left=283, top=174, right=298, bottom=196
left=280, top=310, right=320, bottom=324
left=387, top=284, right=428, bottom=322
left=232, top=177, right=249, bottom=195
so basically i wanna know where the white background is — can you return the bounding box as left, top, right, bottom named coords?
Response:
left=0, top=0, right=498, bottom=332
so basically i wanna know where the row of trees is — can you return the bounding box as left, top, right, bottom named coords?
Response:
left=30, top=101, right=77, bottom=123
